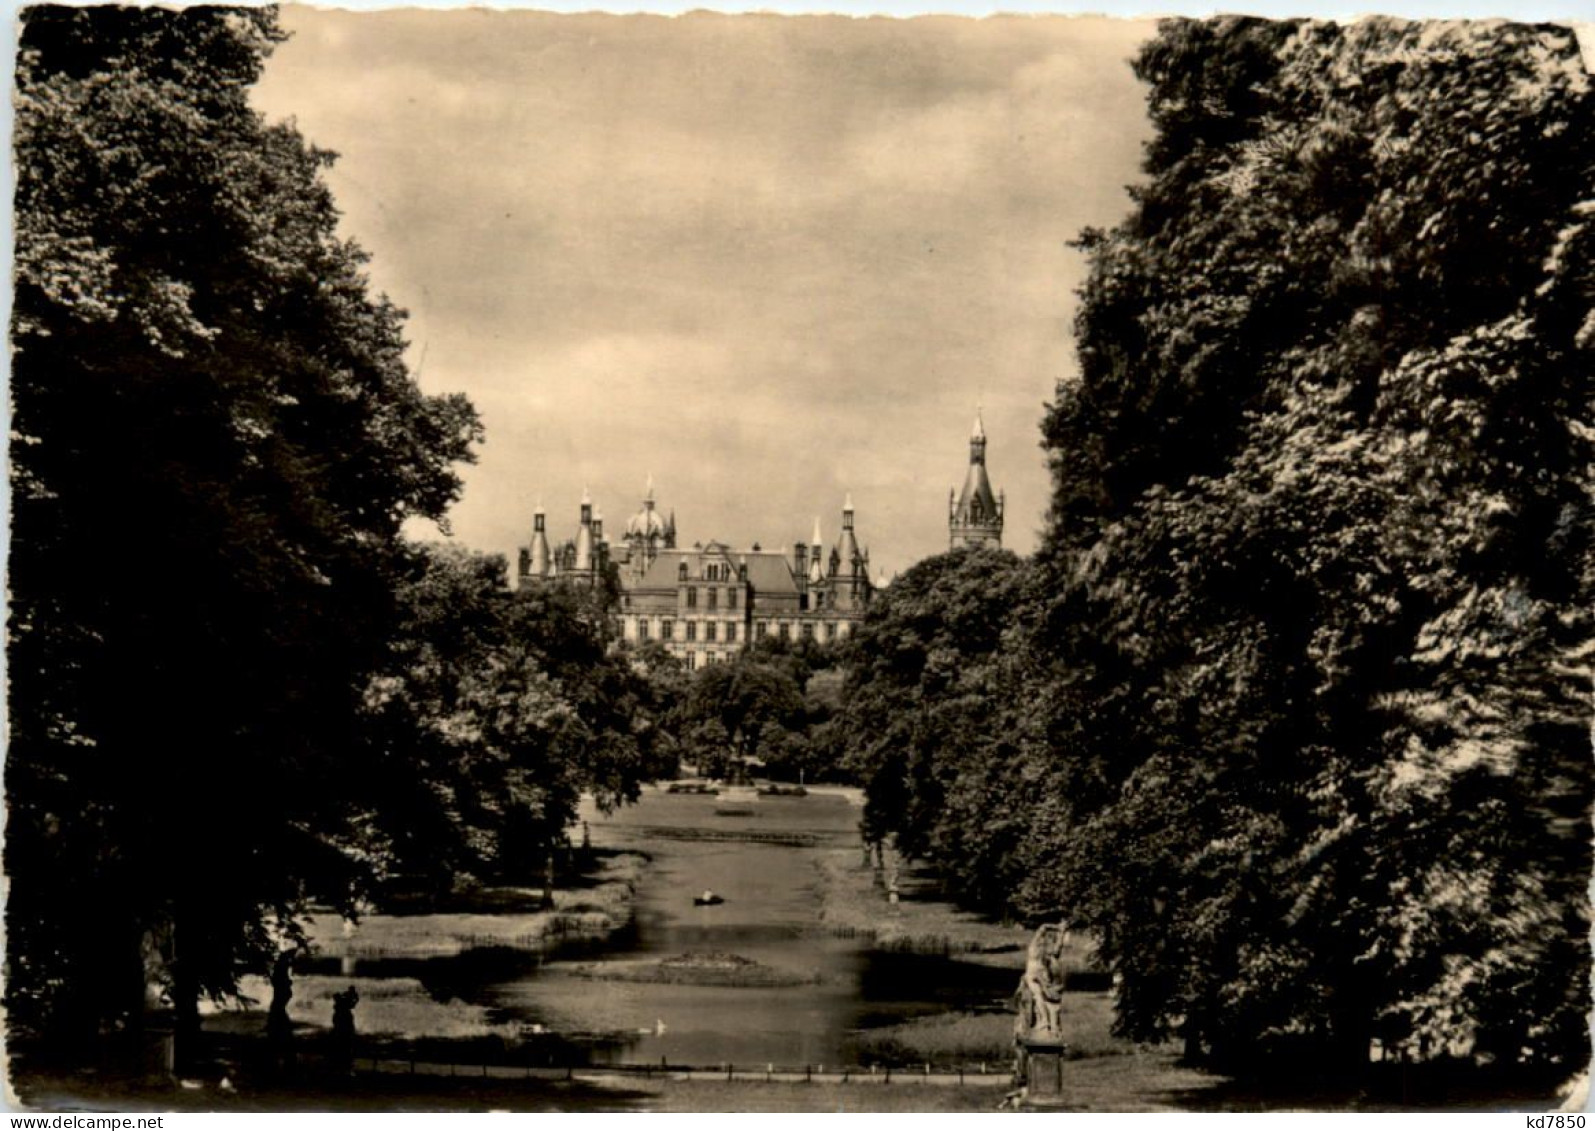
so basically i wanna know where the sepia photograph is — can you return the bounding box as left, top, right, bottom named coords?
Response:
left=6, top=1, right=1593, bottom=1115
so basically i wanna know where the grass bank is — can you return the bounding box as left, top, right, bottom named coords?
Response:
left=203, top=851, right=648, bottom=1043
left=813, top=848, right=1035, bottom=963
left=853, top=994, right=1133, bottom=1067
left=305, top=850, right=648, bottom=959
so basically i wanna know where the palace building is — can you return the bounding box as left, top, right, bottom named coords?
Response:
left=517, top=410, right=998, bottom=667
left=518, top=480, right=874, bottom=670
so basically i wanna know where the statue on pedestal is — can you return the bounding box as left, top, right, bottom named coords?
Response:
left=1013, top=924, right=1070, bottom=1100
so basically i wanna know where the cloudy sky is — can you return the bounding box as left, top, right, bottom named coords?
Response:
left=252, top=8, right=1156, bottom=578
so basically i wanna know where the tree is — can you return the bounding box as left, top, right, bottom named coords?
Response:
left=678, top=652, right=806, bottom=778
left=359, top=546, right=673, bottom=897
left=837, top=547, right=1042, bottom=913
left=7, top=6, right=480, bottom=1064
left=1028, top=17, right=1592, bottom=1074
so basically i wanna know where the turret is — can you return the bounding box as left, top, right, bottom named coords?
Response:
left=522, top=504, right=552, bottom=584
left=575, top=487, right=594, bottom=571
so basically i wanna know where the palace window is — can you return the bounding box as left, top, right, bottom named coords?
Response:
left=679, top=562, right=689, bottom=581
left=778, top=623, right=790, bottom=642
left=638, top=620, right=650, bottom=641
left=826, top=622, right=837, bottom=641
left=687, top=587, right=697, bottom=609
left=662, top=619, right=674, bottom=641
left=705, top=623, right=717, bottom=643
left=708, top=589, right=718, bottom=612
left=755, top=622, right=767, bottom=640
left=728, top=589, right=738, bottom=611
left=726, top=623, right=737, bottom=644
left=801, top=623, right=815, bottom=641
left=686, top=621, right=697, bottom=642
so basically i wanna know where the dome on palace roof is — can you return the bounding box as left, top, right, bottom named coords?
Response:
left=626, top=503, right=668, bottom=538
left=626, top=477, right=667, bottom=538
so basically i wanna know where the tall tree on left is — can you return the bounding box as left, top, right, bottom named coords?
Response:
left=7, top=5, right=482, bottom=1068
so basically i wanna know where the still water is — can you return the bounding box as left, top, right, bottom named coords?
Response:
left=335, top=787, right=1017, bottom=1067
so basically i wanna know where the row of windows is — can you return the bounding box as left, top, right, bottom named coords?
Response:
left=630, top=617, right=849, bottom=644
left=637, top=619, right=740, bottom=644
left=683, top=587, right=739, bottom=612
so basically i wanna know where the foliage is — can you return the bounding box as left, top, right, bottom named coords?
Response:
left=836, top=547, right=1043, bottom=914
left=6, top=5, right=480, bottom=1058
left=359, top=546, right=676, bottom=896
left=1025, top=17, right=1593, bottom=1073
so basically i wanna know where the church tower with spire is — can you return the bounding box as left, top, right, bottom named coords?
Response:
left=949, top=409, right=1004, bottom=550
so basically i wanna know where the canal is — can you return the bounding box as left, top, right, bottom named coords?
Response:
left=498, top=785, right=1015, bottom=1067
left=293, top=785, right=1019, bottom=1068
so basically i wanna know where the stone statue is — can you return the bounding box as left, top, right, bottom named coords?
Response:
left=1013, top=924, right=1070, bottom=1087
left=1015, top=924, right=1069, bottom=1042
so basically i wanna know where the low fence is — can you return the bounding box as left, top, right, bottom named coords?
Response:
left=353, top=1054, right=1014, bottom=1088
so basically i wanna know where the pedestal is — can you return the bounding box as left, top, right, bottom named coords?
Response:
left=1022, top=1039, right=1068, bottom=1104
left=141, top=1028, right=175, bottom=1079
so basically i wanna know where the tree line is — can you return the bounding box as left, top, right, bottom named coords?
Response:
left=5, top=5, right=673, bottom=1069
left=836, top=17, right=1592, bottom=1079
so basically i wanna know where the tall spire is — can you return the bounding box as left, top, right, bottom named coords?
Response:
left=951, top=406, right=1002, bottom=550
left=837, top=494, right=861, bottom=576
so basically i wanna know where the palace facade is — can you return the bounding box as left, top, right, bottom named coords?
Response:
left=517, top=411, right=1001, bottom=668
left=518, top=480, right=873, bottom=669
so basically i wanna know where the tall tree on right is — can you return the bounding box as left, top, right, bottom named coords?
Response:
left=1031, top=18, right=1592, bottom=1075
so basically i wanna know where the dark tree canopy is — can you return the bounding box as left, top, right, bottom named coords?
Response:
left=8, top=4, right=481, bottom=1057
left=360, top=546, right=676, bottom=898
left=669, top=639, right=847, bottom=782
left=836, top=547, right=1042, bottom=914
left=839, top=17, right=1592, bottom=1079
left=1029, top=17, right=1593, bottom=1072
